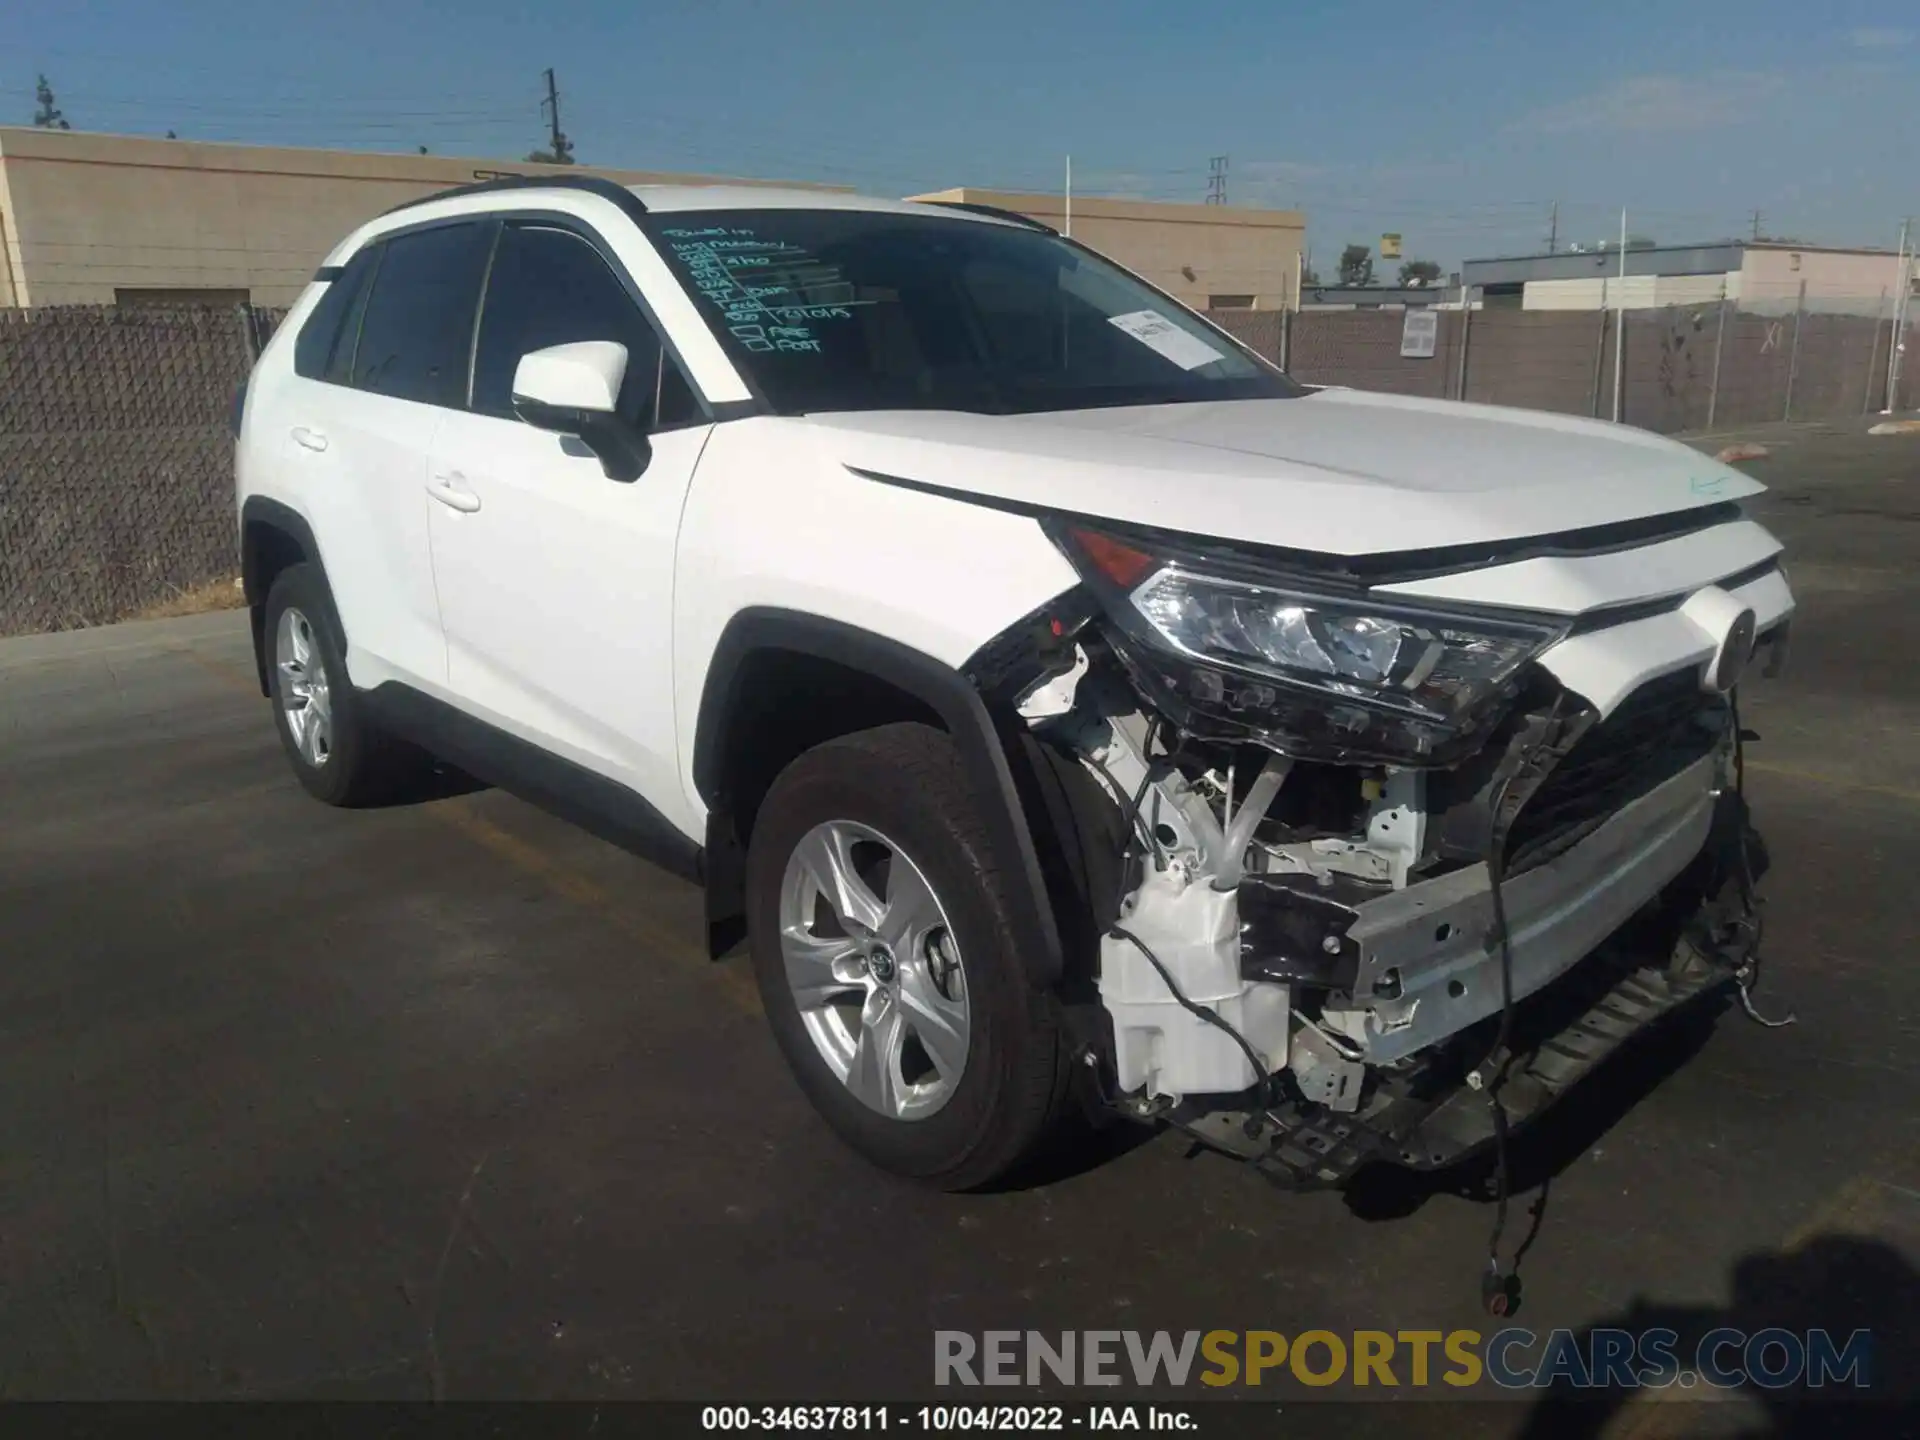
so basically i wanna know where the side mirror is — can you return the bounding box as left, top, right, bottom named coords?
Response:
left=510, top=340, right=651, bottom=482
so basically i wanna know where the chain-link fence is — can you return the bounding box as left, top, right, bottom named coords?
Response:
left=1212, top=291, right=1918, bottom=430
left=0, top=304, right=285, bottom=636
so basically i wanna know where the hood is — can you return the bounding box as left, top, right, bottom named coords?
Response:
left=803, top=390, right=1763, bottom=557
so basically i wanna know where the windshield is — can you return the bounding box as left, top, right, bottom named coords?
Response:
left=648, top=208, right=1303, bottom=416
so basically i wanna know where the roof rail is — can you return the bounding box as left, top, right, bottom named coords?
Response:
left=382, top=173, right=650, bottom=224
left=922, top=201, right=1057, bottom=235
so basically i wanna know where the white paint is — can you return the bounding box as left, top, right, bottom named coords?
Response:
left=1534, top=568, right=1794, bottom=716
left=510, top=341, right=626, bottom=412
left=1376, top=518, right=1782, bottom=614
left=811, top=390, right=1764, bottom=556
left=247, top=175, right=1800, bottom=931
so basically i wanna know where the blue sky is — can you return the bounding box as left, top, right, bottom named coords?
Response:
left=10, top=0, right=1918, bottom=268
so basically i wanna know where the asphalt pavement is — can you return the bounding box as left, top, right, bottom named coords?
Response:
left=2, top=422, right=1917, bottom=1433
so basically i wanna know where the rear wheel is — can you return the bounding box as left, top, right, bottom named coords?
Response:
left=264, top=564, right=426, bottom=806
left=746, top=723, right=1070, bottom=1190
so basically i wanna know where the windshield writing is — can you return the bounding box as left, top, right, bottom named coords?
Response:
left=651, top=211, right=1300, bottom=417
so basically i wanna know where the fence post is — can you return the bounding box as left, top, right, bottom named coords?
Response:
left=1451, top=289, right=1472, bottom=401
left=1706, top=293, right=1729, bottom=429
left=1783, top=279, right=1806, bottom=420
left=1280, top=309, right=1292, bottom=372
left=1590, top=310, right=1608, bottom=417
left=1613, top=306, right=1627, bottom=423
left=1863, top=288, right=1888, bottom=415
left=239, top=304, right=263, bottom=364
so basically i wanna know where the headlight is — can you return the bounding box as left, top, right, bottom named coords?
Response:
left=1053, top=524, right=1566, bottom=764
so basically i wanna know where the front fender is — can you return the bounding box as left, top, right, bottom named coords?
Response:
left=692, top=608, right=1066, bottom=988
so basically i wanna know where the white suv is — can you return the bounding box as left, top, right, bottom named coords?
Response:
left=235, top=176, right=1793, bottom=1203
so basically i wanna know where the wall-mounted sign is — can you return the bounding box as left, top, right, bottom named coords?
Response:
left=1400, top=307, right=1438, bottom=358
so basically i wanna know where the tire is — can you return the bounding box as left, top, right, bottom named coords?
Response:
left=263, top=563, right=426, bottom=807
left=746, top=722, right=1071, bottom=1191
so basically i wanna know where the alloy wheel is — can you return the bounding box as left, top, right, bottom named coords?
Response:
left=777, top=820, right=971, bottom=1120
left=274, top=606, right=333, bottom=769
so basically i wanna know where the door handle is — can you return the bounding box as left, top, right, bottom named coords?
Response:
left=290, top=426, right=328, bottom=452
left=426, top=473, right=482, bottom=513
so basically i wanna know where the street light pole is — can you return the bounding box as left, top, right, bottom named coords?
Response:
left=1887, top=217, right=1912, bottom=414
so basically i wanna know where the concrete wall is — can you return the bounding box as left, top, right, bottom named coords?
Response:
left=1738, top=245, right=1916, bottom=316
left=1519, top=249, right=1914, bottom=318
left=1523, top=274, right=1729, bottom=311
left=0, top=127, right=839, bottom=307
left=910, top=188, right=1305, bottom=312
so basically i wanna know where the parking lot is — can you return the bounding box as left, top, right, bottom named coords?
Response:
left=3, top=422, right=1917, bottom=1428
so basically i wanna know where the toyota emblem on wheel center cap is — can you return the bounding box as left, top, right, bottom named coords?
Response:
left=866, top=943, right=897, bottom=984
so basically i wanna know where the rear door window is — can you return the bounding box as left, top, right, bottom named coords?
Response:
left=349, top=221, right=494, bottom=407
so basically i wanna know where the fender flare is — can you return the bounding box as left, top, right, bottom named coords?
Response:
left=692, top=608, right=1065, bottom=987
left=239, top=496, right=344, bottom=696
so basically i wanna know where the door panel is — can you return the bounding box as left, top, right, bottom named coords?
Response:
left=427, top=416, right=709, bottom=827
left=274, top=219, right=493, bottom=691
left=425, top=220, right=712, bottom=836
left=281, top=380, right=445, bottom=690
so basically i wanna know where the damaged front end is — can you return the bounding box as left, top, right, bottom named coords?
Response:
left=977, top=519, right=1784, bottom=1189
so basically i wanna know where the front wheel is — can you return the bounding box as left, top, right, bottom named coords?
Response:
left=746, top=723, right=1070, bottom=1190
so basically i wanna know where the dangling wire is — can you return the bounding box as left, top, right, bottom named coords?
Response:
left=1479, top=766, right=1523, bottom=1317
left=1727, top=689, right=1796, bottom=1028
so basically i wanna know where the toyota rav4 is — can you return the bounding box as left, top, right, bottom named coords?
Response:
left=234, top=176, right=1793, bottom=1207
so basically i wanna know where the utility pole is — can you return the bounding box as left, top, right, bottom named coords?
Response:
left=1547, top=201, right=1559, bottom=255
left=1207, top=156, right=1228, bottom=206
left=1064, top=155, right=1072, bottom=238
left=536, top=67, right=574, bottom=164
left=1751, top=209, right=1763, bottom=242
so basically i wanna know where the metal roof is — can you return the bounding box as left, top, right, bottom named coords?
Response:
left=1461, top=244, right=1746, bottom=287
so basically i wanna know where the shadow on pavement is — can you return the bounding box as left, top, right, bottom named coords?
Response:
left=1516, top=1234, right=1918, bottom=1438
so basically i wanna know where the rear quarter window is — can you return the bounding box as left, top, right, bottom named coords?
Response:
left=292, top=247, right=379, bottom=381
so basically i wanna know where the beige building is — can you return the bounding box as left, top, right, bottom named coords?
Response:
left=0, top=126, right=840, bottom=307
left=911, top=188, right=1306, bottom=312
left=1465, top=240, right=1917, bottom=318
left=0, top=129, right=1310, bottom=315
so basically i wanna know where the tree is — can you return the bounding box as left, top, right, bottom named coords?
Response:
left=1398, top=259, right=1442, bottom=287
left=525, top=129, right=576, bottom=165
left=1337, top=243, right=1375, bottom=287
left=32, top=74, right=70, bottom=130
left=1626, top=234, right=1658, bottom=250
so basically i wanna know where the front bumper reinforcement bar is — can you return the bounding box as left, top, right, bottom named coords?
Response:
left=1173, top=933, right=1736, bottom=1189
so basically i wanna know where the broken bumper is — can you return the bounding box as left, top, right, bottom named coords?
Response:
left=1319, top=751, right=1722, bottom=1064
left=1179, top=920, right=1737, bottom=1187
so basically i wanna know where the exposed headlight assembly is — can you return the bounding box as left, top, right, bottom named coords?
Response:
left=1053, top=524, right=1567, bottom=764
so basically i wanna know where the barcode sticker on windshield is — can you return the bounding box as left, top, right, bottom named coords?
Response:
left=1107, top=310, right=1225, bottom=370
